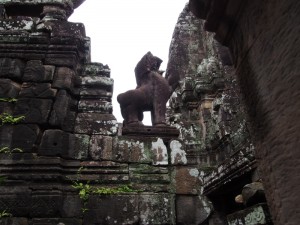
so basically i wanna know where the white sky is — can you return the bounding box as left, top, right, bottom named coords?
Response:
left=69, top=0, right=187, bottom=124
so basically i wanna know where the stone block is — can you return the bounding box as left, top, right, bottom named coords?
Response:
left=45, top=54, right=77, bottom=68
left=0, top=79, right=21, bottom=98
left=175, top=167, right=201, bottom=194
left=72, top=134, right=89, bottom=160
left=80, top=76, right=113, bottom=89
left=14, top=98, right=53, bottom=124
left=176, top=195, right=213, bottom=225
left=0, top=58, right=25, bottom=80
left=30, top=194, right=63, bottom=217
left=139, top=193, right=175, bottom=225
left=38, top=130, right=88, bottom=159
left=129, top=164, right=170, bottom=184
left=75, top=113, right=118, bottom=135
left=0, top=125, right=13, bottom=148
left=0, top=217, right=28, bottom=225
left=0, top=102, right=14, bottom=114
left=23, top=60, right=54, bottom=82
left=82, top=63, right=110, bottom=77
left=49, top=90, right=77, bottom=131
left=227, top=203, right=272, bottom=225
left=61, top=194, right=82, bottom=218
left=0, top=18, right=34, bottom=31
left=38, top=129, right=70, bottom=157
left=52, top=67, right=75, bottom=91
left=31, top=218, right=82, bottom=225
left=114, top=136, right=150, bottom=163
left=151, top=138, right=168, bottom=165
left=74, top=161, right=129, bottom=183
left=79, top=87, right=112, bottom=98
left=11, top=124, right=40, bottom=152
left=19, top=83, right=57, bottom=98
left=89, top=135, right=113, bottom=160
left=0, top=193, right=31, bottom=217
left=78, top=99, right=112, bottom=113
left=170, top=139, right=187, bottom=165
left=83, top=195, right=139, bottom=225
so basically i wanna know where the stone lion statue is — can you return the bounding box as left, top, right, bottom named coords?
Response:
left=117, top=52, right=172, bottom=127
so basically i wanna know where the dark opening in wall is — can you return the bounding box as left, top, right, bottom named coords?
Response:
left=5, top=5, right=44, bottom=18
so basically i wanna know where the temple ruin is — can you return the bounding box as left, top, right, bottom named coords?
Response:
left=0, top=0, right=299, bottom=225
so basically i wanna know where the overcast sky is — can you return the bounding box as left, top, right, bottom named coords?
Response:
left=69, top=0, right=187, bottom=124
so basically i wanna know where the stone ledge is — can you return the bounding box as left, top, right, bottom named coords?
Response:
left=122, top=125, right=179, bottom=140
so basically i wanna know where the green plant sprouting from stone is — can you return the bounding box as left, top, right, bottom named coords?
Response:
left=0, top=98, right=17, bottom=103
left=72, top=181, right=135, bottom=213
left=0, top=210, right=12, bottom=218
left=0, top=146, right=23, bottom=155
left=0, top=113, right=25, bottom=126
left=0, top=176, right=6, bottom=185
left=71, top=167, right=135, bottom=213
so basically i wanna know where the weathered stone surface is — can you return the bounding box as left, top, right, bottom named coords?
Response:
left=0, top=18, right=35, bottom=32
left=0, top=102, right=14, bottom=114
left=80, top=76, right=113, bottom=88
left=30, top=193, right=63, bottom=217
left=30, top=218, right=82, bottom=225
left=0, top=217, right=28, bottom=225
left=176, top=195, right=213, bottom=225
left=49, top=90, right=77, bottom=131
left=227, top=203, right=272, bottom=225
left=113, top=136, right=153, bottom=163
left=0, top=125, right=13, bottom=148
left=61, top=194, right=82, bottom=218
left=14, top=98, right=53, bottom=124
left=122, top=125, right=180, bottom=139
left=0, top=79, right=21, bottom=98
left=165, top=5, right=208, bottom=89
left=190, top=1, right=300, bottom=224
left=175, top=167, right=201, bottom=194
left=0, top=193, right=31, bottom=217
left=170, top=139, right=187, bottom=165
left=89, top=135, right=113, bottom=160
left=129, top=164, right=170, bottom=184
left=11, top=124, right=40, bottom=152
left=52, top=67, right=75, bottom=91
left=23, top=60, right=54, bottom=82
left=75, top=113, right=118, bottom=135
left=44, top=53, right=78, bottom=68
left=19, top=83, right=57, bottom=98
left=151, top=138, right=168, bottom=165
left=38, top=130, right=88, bottom=159
left=78, top=99, right=112, bottom=113
left=38, top=129, right=69, bottom=157
left=81, top=63, right=110, bottom=77
left=72, top=134, right=89, bottom=160
left=0, top=58, right=25, bottom=80
left=83, top=195, right=139, bottom=225
left=139, top=194, right=175, bottom=225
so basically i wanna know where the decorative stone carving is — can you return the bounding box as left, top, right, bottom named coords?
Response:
left=117, top=52, right=171, bottom=127
left=23, top=60, right=54, bottom=83
left=0, top=79, right=21, bottom=98
left=0, top=58, right=25, bottom=80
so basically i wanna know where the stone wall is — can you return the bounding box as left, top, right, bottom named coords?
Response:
left=0, top=0, right=290, bottom=225
left=0, top=1, right=182, bottom=224
left=189, top=0, right=300, bottom=225
left=165, top=4, right=261, bottom=225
